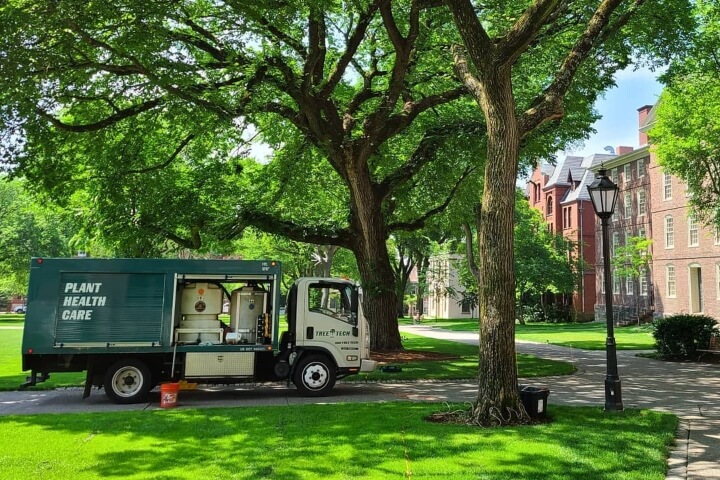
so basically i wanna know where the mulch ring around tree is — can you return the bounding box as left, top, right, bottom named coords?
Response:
left=370, top=350, right=459, bottom=363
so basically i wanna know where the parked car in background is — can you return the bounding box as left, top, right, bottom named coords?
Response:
left=13, top=305, right=26, bottom=314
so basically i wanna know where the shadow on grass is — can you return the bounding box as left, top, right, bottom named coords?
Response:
left=0, top=403, right=677, bottom=480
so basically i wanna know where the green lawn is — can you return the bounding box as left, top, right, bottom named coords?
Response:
left=0, top=403, right=677, bottom=479
left=351, top=332, right=574, bottom=381
left=417, top=319, right=655, bottom=350
left=1, top=324, right=573, bottom=391
left=0, top=328, right=84, bottom=391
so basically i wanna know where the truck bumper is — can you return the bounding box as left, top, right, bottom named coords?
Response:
left=360, top=359, right=377, bottom=372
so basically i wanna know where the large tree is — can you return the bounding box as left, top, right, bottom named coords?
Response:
left=445, top=0, right=692, bottom=424
left=0, top=1, right=479, bottom=350
left=651, top=1, right=720, bottom=226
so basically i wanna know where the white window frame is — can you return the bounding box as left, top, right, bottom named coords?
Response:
left=639, top=267, right=648, bottom=296
left=688, top=215, right=699, bottom=247
left=624, top=164, right=632, bottom=183
left=638, top=227, right=646, bottom=238
left=624, top=192, right=632, bottom=218
left=626, top=276, right=634, bottom=295
left=666, top=265, right=676, bottom=298
left=612, top=232, right=620, bottom=256
left=613, top=268, right=621, bottom=294
left=637, top=159, right=646, bottom=178
left=663, top=173, right=672, bottom=200
left=610, top=168, right=618, bottom=184
left=665, top=216, right=675, bottom=249
left=638, top=191, right=646, bottom=217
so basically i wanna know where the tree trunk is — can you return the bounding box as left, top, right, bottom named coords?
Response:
left=347, top=161, right=402, bottom=351
left=468, top=71, right=527, bottom=426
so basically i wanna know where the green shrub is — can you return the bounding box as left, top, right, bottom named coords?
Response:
left=651, top=314, right=717, bottom=359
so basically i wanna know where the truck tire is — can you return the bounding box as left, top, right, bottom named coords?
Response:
left=293, top=354, right=336, bottom=396
left=104, top=359, right=152, bottom=404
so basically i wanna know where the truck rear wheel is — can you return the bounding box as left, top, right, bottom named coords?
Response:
left=104, top=359, right=152, bottom=404
left=293, top=354, right=336, bottom=396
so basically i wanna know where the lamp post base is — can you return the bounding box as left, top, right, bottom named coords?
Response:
left=604, top=378, right=624, bottom=411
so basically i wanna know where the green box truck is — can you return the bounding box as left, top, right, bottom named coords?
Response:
left=21, top=258, right=376, bottom=403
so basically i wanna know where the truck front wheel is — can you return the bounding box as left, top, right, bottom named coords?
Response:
left=293, top=354, right=336, bottom=396
left=104, top=359, right=152, bottom=404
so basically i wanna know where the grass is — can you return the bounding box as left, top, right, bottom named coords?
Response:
left=414, top=318, right=656, bottom=350
left=0, top=403, right=677, bottom=479
left=0, top=324, right=574, bottom=391
left=351, top=332, right=574, bottom=381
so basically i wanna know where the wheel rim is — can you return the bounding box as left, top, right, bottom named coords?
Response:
left=111, top=366, right=144, bottom=397
left=302, top=362, right=329, bottom=390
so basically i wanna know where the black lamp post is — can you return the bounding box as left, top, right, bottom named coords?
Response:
left=587, top=168, right=624, bottom=411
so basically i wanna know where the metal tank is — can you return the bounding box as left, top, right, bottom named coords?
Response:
left=229, top=285, right=267, bottom=344
left=178, top=282, right=223, bottom=343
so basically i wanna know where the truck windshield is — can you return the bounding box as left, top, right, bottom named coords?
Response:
left=308, top=283, right=357, bottom=325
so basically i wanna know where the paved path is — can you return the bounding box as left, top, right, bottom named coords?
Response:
left=401, top=324, right=720, bottom=480
left=0, top=324, right=718, bottom=479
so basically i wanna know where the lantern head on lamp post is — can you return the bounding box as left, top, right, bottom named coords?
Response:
left=587, top=167, right=623, bottom=411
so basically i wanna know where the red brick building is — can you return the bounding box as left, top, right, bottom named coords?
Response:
left=527, top=152, right=615, bottom=320
left=589, top=104, right=720, bottom=321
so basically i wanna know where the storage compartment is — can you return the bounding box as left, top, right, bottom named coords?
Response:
left=184, top=352, right=255, bottom=377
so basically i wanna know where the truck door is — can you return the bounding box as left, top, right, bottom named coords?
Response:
left=299, top=281, right=360, bottom=367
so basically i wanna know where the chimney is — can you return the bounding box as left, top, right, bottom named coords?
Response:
left=616, top=146, right=634, bottom=155
left=638, top=105, right=653, bottom=145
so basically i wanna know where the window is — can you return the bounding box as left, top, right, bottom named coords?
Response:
left=638, top=227, right=646, bottom=238
left=638, top=191, right=646, bottom=216
left=689, top=215, right=699, bottom=246
left=624, top=192, right=632, bottom=218
left=626, top=276, right=634, bottom=295
left=547, top=196, right=553, bottom=215
left=599, top=269, right=605, bottom=294
left=612, top=232, right=620, bottom=256
left=663, top=173, right=672, bottom=200
left=666, top=265, right=676, bottom=298
left=534, top=184, right=541, bottom=203
left=562, top=206, right=572, bottom=229
left=613, top=268, right=621, bottom=294
left=637, top=159, right=646, bottom=178
left=308, top=282, right=357, bottom=325
left=610, top=168, right=618, bottom=184
left=624, top=164, right=632, bottom=183
left=639, top=267, right=648, bottom=296
left=665, top=216, right=675, bottom=248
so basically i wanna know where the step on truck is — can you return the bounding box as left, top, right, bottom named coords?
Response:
left=21, top=258, right=376, bottom=403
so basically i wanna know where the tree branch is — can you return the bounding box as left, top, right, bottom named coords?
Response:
left=35, top=98, right=162, bottom=132
left=499, top=0, right=562, bottom=65
left=321, top=1, right=382, bottom=97
left=377, top=120, right=485, bottom=199
left=222, top=210, right=353, bottom=249
left=519, top=0, right=629, bottom=135
left=446, top=0, right=495, bottom=77
left=388, top=166, right=477, bottom=232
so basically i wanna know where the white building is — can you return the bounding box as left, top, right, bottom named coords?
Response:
left=425, top=253, right=475, bottom=319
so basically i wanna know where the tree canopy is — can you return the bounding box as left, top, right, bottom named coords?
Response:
left=651, top=0, right=720, bottom=226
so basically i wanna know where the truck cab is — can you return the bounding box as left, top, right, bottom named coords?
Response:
left=281, top=278, right=376, bottom=395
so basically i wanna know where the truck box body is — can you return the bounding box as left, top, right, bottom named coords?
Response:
left=22, top=258, right=375, bottom=403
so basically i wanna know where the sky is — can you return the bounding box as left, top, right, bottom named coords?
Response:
left=561, top=66, right=664, bottom=158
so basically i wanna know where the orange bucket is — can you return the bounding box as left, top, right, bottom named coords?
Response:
left=160, top=382, right=179, bottom=408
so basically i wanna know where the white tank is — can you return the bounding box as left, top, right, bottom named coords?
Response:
left=178, top=282, right=223, bottom=343
left=229, top=286, right=267, bottom=344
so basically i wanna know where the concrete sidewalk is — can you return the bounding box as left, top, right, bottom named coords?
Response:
left=400, top=324, right=720, bottom=480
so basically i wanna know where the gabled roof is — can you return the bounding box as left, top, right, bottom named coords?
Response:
left=544, top=155, right=584, bottom=189
left=560, top=153, right=616, bottom=204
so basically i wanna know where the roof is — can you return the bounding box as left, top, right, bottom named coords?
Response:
left=544, top=156, right=584, bottom=189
